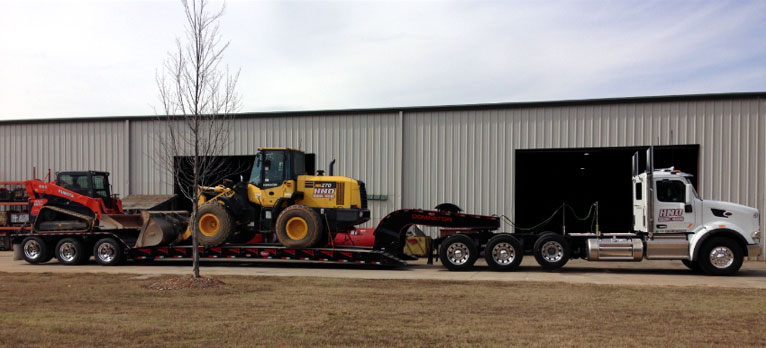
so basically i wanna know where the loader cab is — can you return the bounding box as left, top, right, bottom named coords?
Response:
left=248, top=148, right=315, bottom=189
left=56, top=171, right=116, bottom=209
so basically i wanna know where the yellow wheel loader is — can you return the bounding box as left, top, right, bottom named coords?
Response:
left=192, top=148, right=370, bottom=248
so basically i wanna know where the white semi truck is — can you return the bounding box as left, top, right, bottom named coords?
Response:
left=436, top=148, right=761, bottom=275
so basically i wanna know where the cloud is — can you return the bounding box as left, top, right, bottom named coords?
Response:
left=0, top=0, right=765, bottom=120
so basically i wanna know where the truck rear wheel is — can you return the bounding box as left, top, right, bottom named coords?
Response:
left=484, top=234, right=523, bottom=271
left=21, top=236, right=52, bottom=264
left=196, top=204, right=233, bottom=247
left=275, top=205, right=324, bottom=248
left=439, top=234, right=478, bottom=271
left=533, top=233, right=570, bottom=270
left=698, top=237, right=743, bottom=276
left=93, top=238, right=126, bottom=266
left=55, top=237, right=88, bottom=265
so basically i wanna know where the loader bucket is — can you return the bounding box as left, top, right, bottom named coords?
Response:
left=135, top=211, right=190, bottom=247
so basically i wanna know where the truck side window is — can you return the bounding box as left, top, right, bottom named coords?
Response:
left=656, top=180, right=685, bottom=203
left=635, top=183, right=642, bottom=200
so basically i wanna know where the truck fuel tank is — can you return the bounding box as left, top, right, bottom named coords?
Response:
left=587, top=237, right=643, bottom=261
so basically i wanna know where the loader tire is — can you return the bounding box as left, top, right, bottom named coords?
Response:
left=275, top=205, right=323, bottom=249
left=196, top=204, right=233, bottom=247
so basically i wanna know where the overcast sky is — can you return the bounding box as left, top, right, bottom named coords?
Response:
left=1, top=0, right=765, bottom=120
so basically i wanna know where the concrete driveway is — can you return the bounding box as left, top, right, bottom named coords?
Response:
left=1, top=251, right=764, bottom=289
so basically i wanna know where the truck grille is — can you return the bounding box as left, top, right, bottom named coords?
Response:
left=358, top=181, right=368, bottom=209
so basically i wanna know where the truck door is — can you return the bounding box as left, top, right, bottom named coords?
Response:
left=653, top=178, right=693, bottom=233
left=632, top=175, right=649, bottom=232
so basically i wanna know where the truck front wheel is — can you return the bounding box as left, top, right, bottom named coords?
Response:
left=439, top=234, right=478, bottom=271
left=698, top=237, right=743, bottom=276
left=681, top=259, right=701, bottom=272
left=533, top=233, right=571, bottom=270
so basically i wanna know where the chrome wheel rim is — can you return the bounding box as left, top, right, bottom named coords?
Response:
left=492, top=242, right=516, bottom=265
left=709, top=246, right=734, bottom=269
left=24, top=240, right=41, bottom=260
left=58, top=242, right=77, bottom=262
left=446, top=242, right=470, bottom=265
left=541, top=241, right=564, bottom=263
left=97, top=243, right=116, bottom=263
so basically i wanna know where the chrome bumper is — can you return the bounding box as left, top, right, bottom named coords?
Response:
left=747, top=244, right=762, bottom=257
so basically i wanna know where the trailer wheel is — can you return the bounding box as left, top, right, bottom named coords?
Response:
left=698, top=237, right=743, bottom=276
left=484, top=234, right=523, bottom=271
left=21, top=236, right=52, bottom=264
left=196, top=203, right=234, bottom=247
left=439, top=234, right=478, bottom=271
left=533, top=233, right=570, bottom=270
left=275, top=205, right=323, bottom=248
left=93, top=238, right=126, bottom=266
left=681, top=259, right=701, bottom=272
left=55, top=237, right=87, bottom=265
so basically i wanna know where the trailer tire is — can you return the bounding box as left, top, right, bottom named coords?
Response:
left=698, top=237, right=743, bottom=276
left=21, top=236, right=52, bottom=264
left=55, top=237, right=87, bottom=265
left=681, top=259, right=701, bottom=273
left=533, top=233, right=570, bottom=270
left=196, top=204, right=234, bottom=247
left=439, top=234, right=478, bottom=271
left=275, top=205, right=324, bottom=249
left=484, top=234, right=523, bottom=271
left=93, top=238, right=126, bottom=266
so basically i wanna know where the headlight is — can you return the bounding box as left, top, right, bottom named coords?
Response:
left=753, top=231, right=761, bottom=244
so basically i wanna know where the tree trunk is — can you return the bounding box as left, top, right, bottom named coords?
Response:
left=191, top=202, right=200, bottom=278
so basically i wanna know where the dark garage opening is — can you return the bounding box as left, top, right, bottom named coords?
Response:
left=173, top=155, right=255, bottom=211
left=514, top=145, right=699, bottom=234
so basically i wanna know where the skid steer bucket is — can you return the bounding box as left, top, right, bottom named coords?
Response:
left=134, top=211, right=190, bottom=247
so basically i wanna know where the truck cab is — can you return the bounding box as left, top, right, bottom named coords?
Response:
left=631, top=156, right=761, bottom=275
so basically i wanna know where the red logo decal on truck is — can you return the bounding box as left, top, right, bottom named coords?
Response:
left=658, top=208, right=684, bottom=222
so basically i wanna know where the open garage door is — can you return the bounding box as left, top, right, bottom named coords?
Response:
left=515, top=145, right=699, bottom=234
left=173, top=155, right=255, bottom=211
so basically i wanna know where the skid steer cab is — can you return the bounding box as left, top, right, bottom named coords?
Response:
left=195, top=148, right=370, bottom=248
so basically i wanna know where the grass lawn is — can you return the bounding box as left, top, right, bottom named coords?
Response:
left=0, top=272, right=764, bottom=347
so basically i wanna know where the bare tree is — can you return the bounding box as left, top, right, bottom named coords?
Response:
left=155, top=0, right=241, bottom=278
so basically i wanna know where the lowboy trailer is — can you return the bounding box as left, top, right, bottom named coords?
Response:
left=11, top=205, right=502, bottom=268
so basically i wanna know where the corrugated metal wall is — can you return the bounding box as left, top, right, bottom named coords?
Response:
left=1, top=96, right=763, bottom=258
left=403, top=98, right=766, bottom=259
left=0, top=120, right=129, bottom=186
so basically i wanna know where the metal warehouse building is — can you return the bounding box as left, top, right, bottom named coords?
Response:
left=1, top=92, right=764, bottom=259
